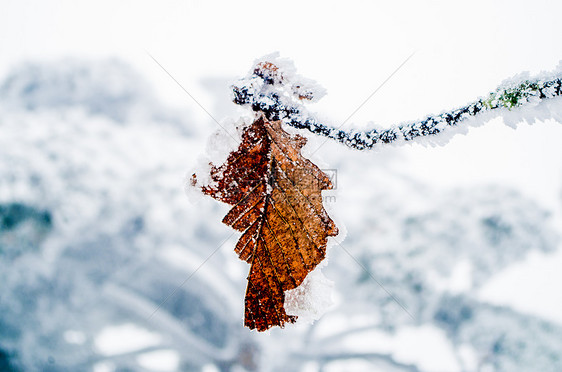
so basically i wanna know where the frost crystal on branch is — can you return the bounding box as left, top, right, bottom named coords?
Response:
left=232, top=54, right=562, bottom=150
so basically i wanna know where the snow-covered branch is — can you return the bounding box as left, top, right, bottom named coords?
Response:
left=232, top=54, right=562, bottom=150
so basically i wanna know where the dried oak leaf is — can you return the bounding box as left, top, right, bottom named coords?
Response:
left=192, top=115, right=338, bottom=331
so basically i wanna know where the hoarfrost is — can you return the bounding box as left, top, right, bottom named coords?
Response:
left=285, top=265, right=334, bottom=323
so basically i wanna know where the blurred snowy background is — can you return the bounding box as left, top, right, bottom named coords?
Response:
left=1, top=1, right=562, bottom=371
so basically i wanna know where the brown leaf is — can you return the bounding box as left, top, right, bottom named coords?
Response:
left=192, top=115, right=338, bottom=331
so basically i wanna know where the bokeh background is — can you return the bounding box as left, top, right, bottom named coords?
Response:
left=1, top=1, right=562, bottom=371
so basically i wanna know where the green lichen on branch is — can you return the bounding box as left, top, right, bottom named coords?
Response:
left=484, top=80, right=543, bottom=110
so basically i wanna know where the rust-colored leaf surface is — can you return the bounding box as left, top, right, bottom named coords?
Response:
left=192, top=115, right=338, bottom=331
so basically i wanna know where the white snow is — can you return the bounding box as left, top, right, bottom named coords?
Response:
left=188, top=115, right=253, bottom=198
left=93, top=362, right=116, bottom=372
left=336, top=325, right=462, bottom=372
left=285, top=265, right=335, bottom=323
left=95, top=324, right=162, bottom=356
left=137, top=350, right=180, bottom=372
left=479, top=249, right=562, bottom=325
